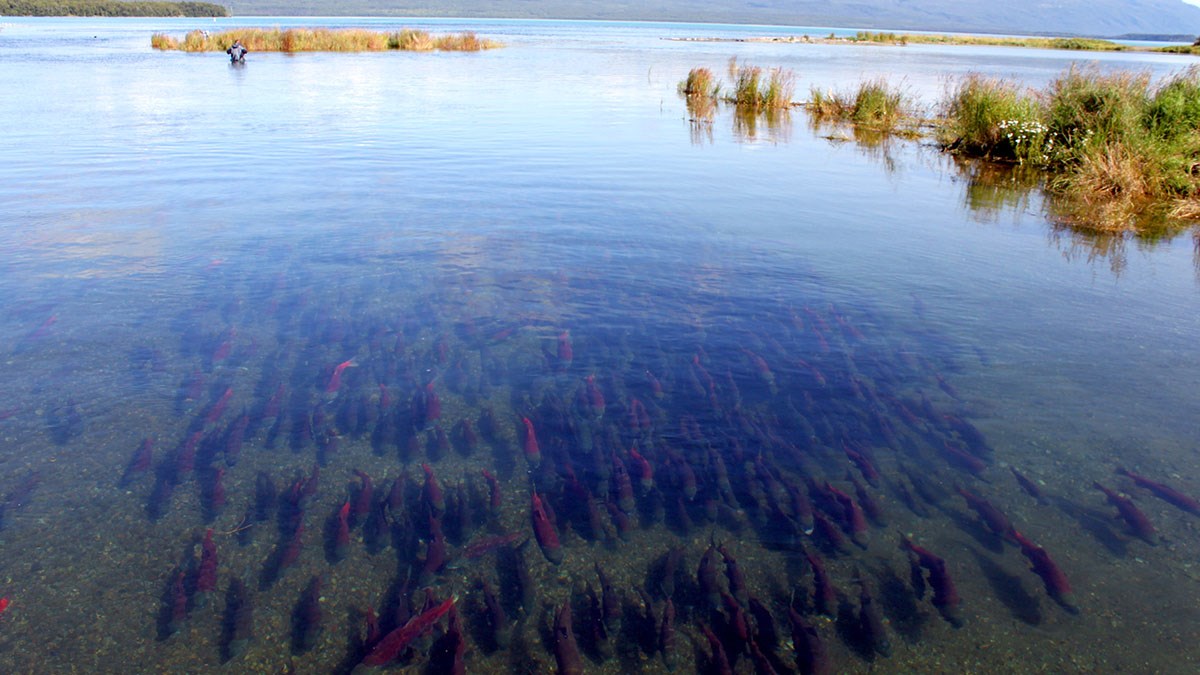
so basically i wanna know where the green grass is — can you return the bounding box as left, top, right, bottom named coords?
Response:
left=150, top=28, right=502, bottom=52
left=676, top=61, right=794, bottom=130
left=808, top=79, right=911, bottom=130
left=939, top=75, right=1046, bottom=163
left=723, top=63, right=795, bottom=109
left=939, top=65, right=1200, bottom=230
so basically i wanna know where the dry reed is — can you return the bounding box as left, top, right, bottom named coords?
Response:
left=150, top=28, right=502, bottom=53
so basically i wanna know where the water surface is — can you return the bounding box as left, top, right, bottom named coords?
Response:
left=1, top=17, right=1199, bottom=674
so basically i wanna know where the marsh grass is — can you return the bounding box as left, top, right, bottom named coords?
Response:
left=940, top=65, right=1200, bottom=230
left=676, top=60, right=796, bottom=109
left=761, top=68, right=795, bottom=109
left=730, top=65, right=763, bottom=106
left=679, top=67, right=720, bottom=99
left=725, top=64, right=794, bottom=109
left=677, top=61, right=794, bottom=143
left=851, top=79, right=909, bottom=127
left=151, top=28, right=502, bottom=53
left=940, top=75, right=1046, bottom=162
left=808, top=79, right=911, bottom=131
left=150, top=33, right=177, bottom=50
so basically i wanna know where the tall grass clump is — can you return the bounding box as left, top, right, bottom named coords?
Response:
left=808, top=79, right=910, bottom=131
left=1046, top=66, right=1149, bottom=155
left=392, top=29, right=434, bottom=50
left=762, top=68, right=796, bottom=109
left=1142, top=66, right=1200, bottom=142
left=678, top=67, right=719, bottom=99
left=150, top=33, right=178, bottom=50
left=730, top=64, right=763, bottom=106
left=940, top=75, right=1047, bottom=163
left=806, top=86, right=850, bottom=118
left=725, top=64, right=794, bottom=109
left=850, top=79, right=909, bottom=128
left=679, top=67, right=720, bottom=121
left=1043, top=67, right=1161, bottom=226
left=435, top=32, right=499, bottom=51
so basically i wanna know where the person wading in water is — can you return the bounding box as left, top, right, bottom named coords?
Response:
left=227, top=40, right=247, bottom=63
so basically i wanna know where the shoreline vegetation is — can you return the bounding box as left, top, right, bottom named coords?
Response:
left=150, top=27, right=502, bottom=52
left=680, top=62, right=1200, bottom=232
left=1, top=0, right=226, bottom=16
left=668, top=30, right=1200, bottom=56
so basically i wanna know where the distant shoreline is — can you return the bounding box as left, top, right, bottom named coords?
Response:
left=666, top=31, right=1200, bottom=55
left=0, top=0, right=226, bottom=17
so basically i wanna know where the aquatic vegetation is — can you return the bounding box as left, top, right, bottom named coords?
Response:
left=150, top=28, right=503, bottom=53
left=677, top=61, right=1200, bottom=231
left=939, top=75, right=1047, bottom=162
left=725, top=60, right=795, bottom=109
left=678, top=61, right=793, bottom=142
left=808, top=79, right=912, bottom=131
left=939, top=65, right=1200, bottom=230
left=760, top=66, right=796, bottom=109
left=730, top=63, right=764, bottom=106
left=678, top=66, right=720, bottom=99
left=149, top=32, right=176, bottom=50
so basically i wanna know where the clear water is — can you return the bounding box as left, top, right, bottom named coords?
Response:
left=1, top=17, right=1199, bottom=674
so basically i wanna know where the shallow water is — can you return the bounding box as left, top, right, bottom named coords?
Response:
left=1, top=16, right=1199, bottom=674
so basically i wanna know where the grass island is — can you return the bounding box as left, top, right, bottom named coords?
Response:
left=151, top=27, right=502, bottom=53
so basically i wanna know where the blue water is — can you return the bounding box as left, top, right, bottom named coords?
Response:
left=0, top=16, right=1198, bottom=674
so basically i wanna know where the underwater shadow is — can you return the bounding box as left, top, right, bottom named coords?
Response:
left=966, top=546, right=1042, bottom=626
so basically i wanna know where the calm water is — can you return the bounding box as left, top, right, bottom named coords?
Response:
left=1, top=16, right=1199, bottom=674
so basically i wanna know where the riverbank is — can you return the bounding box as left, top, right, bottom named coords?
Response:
left=151, top=27, right=501, bottom=52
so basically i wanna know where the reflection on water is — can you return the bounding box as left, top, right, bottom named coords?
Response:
left=809, top=121, right=911, bottom=176
left=951, top=156, right=1200, bottom=276
left=683, top=91, right=793, bottom=145
left=732, top=105, right=792, bottom=144
left=952, top=157, right=1043, bottom=223
left=684, top=94, right=716, bottom=145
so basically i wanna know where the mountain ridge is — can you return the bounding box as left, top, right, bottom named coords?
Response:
left=222, top=0, right=1200, bottom=38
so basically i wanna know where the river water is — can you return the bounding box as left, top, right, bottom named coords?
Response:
left=0, top=16, right=1198, bottom=674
